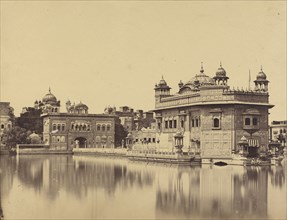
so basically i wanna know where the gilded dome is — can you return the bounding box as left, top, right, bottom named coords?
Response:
left=186, top=68, right=215, bottom=86
left=178, top=65, right=215, bottom=94
left=42, top=88, right=57, bottom=104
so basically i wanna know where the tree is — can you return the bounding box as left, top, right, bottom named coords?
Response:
left=16, top=107, right=43, bottom=134
left=8, top=106, right=16, bottom=126
left=114, top=120, right=128, bottom=147
left=138, top=117, right=156, bottom=130
left=1, top=126, right=31, bottom=149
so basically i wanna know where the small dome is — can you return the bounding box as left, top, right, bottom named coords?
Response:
left=75, top=102, right=88, bottom=110
left=238, top=136, right=248, bottom=145
left=158, top=76, right=167, bottom=86
left=42, top=88, right=57, bottom=104
left=216, top=65, right=227, bottom=77
left=178, top=80, right=183, bottom=88
left=28, top=132, right=41, bottom=144
left=256, top=70, right=267, bottom=80
left=240, top=136, right=247, bottom=141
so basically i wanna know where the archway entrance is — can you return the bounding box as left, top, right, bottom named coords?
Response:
left=74, top=137, right=87, bottom=148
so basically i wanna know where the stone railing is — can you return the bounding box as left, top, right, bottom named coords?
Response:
left=73, top=147, right=127, bottom=155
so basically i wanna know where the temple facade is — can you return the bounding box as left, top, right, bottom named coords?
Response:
left=153, top=64, right=273, bottom=159
left=41, top=89, right=116, bottom=150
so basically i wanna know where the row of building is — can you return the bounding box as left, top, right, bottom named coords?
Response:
left=0, top=64, right=286, bottom=158
left=0, top=89, right=155, bottom=149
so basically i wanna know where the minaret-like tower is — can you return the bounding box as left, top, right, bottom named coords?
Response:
left=213, top=62, right=229, bottom=86
left=154, top=76, right=171, bottom=105
left=254, top=66, right=269, bottom=92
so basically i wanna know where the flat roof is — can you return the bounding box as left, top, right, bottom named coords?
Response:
left=154, top=101, right=274, bottom=111
left=41, top=113, right=117, bottom=118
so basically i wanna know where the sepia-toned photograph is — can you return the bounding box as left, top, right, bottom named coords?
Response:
left=0, top=1, right=286, bottom=219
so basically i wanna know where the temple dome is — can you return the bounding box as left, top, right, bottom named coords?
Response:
left=75, top=102, right=88, bottom=110
left=178, top=65, right=215, bottom=94
left=42, top=88, right=57, bottom=104
left=186, top=69, right=215, bottom=86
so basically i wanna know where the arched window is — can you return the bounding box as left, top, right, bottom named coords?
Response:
left=62, top=124, right=65, bottom=131
left=57, top=124, right=61, bottom=131
left=173, top=120, right=177, bottom=128
left=102, top=124, right=106, bottom=131
left=107, top=136, right=112, bottom=147
left=195, top=118, right=199, bottom=127
left=181, top=120, right=184, bottom=128
left=213, top=118, right=220, bottom=128
left=107, top=124, right=111, bottom=131
left=87, top=125, right=90, bottom=131
left=96, top=136, right=101, bottom=142
left=7, top=124, right=11, bottom=129
left=83, top=124, right=87, bottom=131
left=71, top=124, right=74, bottom=130
left=245, top=118, right=251, bottom=126
left=169, top=120, right=173, bottom=129
left=1, top=124, right=4, bottom=129
left=191, top=119, right=195, bottom=127
left=252, top=118, right=258, bottom=126
left=97, top=124, right=101, bottom=131
left=280, top=129, right=283, bottom=133
left=53, top=124, right=57, bottom=131
left=284, top=129, right=286, bottom=133
left=165, top=121, right=168, bottom=129
left=54, top=108, right=58, bottom=113
left=75, top=124, right=78, bottom=130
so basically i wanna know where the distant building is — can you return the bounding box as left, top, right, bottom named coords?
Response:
left=104, top=105, right=155, bottom=132
left=269, top=120, right=287, bottom=146
left=0, top=102, right=13, bottom=146
left=131, top=127, right=157, bottom=150
left=40, top=89, right=116, bottom=150
left=115, top=106, right=135, bottom=132
left=153, top=64, right=273, bottom=158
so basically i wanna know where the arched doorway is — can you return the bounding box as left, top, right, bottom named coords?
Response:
left=74, top=137, right=87, bottom=148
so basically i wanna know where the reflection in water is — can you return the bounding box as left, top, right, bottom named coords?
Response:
left=0, top=155, right=286, bottom=219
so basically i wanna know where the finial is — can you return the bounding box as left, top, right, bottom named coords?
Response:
left=200, top=62, right=204, bottom=73
left=261, top=65, right=263, bottom=71
left=162, top=75, right=164, bottom=80
left=220, top=61, right=222, bottom=68
left=49, top=86, right=51, bottom=93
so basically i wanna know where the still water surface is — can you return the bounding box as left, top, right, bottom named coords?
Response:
left=0, top=155, right=286, bottom=219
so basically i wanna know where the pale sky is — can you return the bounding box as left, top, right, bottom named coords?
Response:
left=0, top=1, right=286, bottom=122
